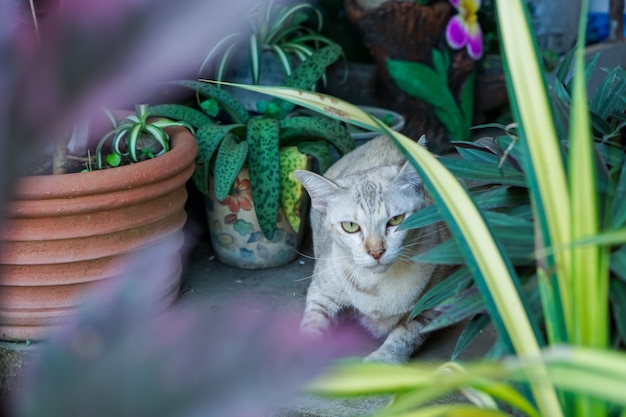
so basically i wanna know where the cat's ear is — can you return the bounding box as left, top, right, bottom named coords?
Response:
left=417, top=135, right=428, bottom=149
left=394, top=161, right=424, bottom=193
left=294, top=170, right=340, bottom=213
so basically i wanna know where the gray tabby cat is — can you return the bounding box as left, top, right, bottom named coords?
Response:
left=294, top=135, right=451, bottom=363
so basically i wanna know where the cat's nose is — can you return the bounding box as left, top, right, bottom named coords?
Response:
left=368, top=248, right=385, bottom=260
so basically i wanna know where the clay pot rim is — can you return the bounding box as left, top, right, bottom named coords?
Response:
left=13, top=126, right=197, bottom=200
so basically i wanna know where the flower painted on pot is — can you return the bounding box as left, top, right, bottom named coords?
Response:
left=445, top=0, right=483, bottom=60
left=219, top=178, right=253, bottom=212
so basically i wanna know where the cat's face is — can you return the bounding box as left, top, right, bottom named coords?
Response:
left=295, top=163, right=429, bottom=272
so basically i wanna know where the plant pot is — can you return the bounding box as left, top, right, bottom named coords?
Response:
left=205, top=167, right=310, bottom=269
left=0, top=126, right=197, bottom=341
left=349, top=105, right=405, bottom=144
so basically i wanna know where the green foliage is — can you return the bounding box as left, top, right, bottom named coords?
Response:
left=198, top=0, right=342, bottom=86
left=150, top=45, right=354, bottom=239
left=387, top=49, right=474, bottom=141
left=95, top=104, right=192, bottom=169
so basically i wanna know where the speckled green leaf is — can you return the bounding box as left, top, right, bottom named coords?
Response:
left=297, top=140, right=333, bottom=173
left=193, top=123, right=245, bottom=195
left=148, top=104, right=213, bottom=129
left=167, top=80, right=249, bottom=124
left=214, top=135, right=248, bottom=201
left=279, top=147, right=309, bottom=232
left=274, top=44, right=341, bottom=116
left=279, top=116, right=354, bottom=155
left=247, top=117, right=281, bottom=240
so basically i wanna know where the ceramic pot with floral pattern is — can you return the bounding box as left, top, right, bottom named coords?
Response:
left=205, top=167, right=310, bottom=269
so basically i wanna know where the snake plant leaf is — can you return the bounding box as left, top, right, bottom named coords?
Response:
left=612, top=161, right=626, bottom=228
left=413, top=223, right=535, bottom=266
left=247, top=116, right=281, bottom=240
left=452, top=313, right=492, bottom=359
left=592, top=67, right=626, bottom=120
left=438, top=157, right=527, bottom=186
left=167, top=80, right=249, bottom=124
left=279, top=146, right=309, bottom=232
left=213, top=135, right=248, bottom=201
left=279, top=116, right=354, bottom=155
left=149, top=104, right=213, bottom=129
left=193, top=123, right=246, bottom=195
left=422, top=287, right=485, bottom=333
left=609, top=279, right=626, bottom=345
left=402, top=186, right=525, bottom=230
left=410, top=267, right=473, bottom=319
left=296, top=140, right=333, bottom=174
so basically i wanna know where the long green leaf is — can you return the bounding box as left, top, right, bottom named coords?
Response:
left=279, top=116, right=354, bottom=155
left=193, top=123, right=245, bottom=195
left=568, top=0, right=607, bottom=354
left=497, top=0, right=574, bottom=355
left=387, top=59, right=465, bottom=139
left=167, top=80, right=249, bottom=124
left=246, top=117, right=281, bottom=239
left=296, top=140, right=333, bottom=173
left=148, top=104, right=213, bottom=129
left=213, top=135, right=248, bottom=201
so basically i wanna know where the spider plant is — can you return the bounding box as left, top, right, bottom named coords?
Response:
left=95, top=104, right=192, bottom=169
left=198, top=0, right=339, bottom=85
left=213, top=0, right=626, bottom=414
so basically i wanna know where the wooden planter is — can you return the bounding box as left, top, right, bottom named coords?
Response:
left=345, top=0, right=476, bottom=152
left=0, top=127, right=197, bottom=341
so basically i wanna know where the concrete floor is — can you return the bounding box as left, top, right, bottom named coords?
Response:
left=175, top=216, right=497, bottom=416
left=0, top=201, right=497, bottom=417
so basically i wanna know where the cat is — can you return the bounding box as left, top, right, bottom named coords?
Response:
left=294, top=135, right=452, bottom=363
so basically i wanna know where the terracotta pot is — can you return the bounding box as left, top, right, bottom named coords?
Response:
left=0, top=126, right=197, bottom=341
left=205, top=166, right=310, bottom=269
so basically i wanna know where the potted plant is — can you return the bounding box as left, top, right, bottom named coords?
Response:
left=0, top=103, right=197, bottom=342
left=198, top=0, right=342, bottom=110
left=151, top=44, right=354, bottom=269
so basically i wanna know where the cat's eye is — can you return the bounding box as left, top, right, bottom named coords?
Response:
left=341, top=221, right=361, bottom=233
left=387, top=214, right=405, bottom=227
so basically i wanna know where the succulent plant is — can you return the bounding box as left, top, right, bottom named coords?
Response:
left=150, top=44, right=354, bottom=239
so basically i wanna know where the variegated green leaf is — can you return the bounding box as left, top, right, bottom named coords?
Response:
left=213, top=135, right=248, bottom=201
left=279, top=116, right=354, bottom=155
left=167, top=80, right=249, bottom=124
left=247, top=117, right=281, bottom=239
left=276, top=43, right=342, bottom=116
left=148, top=104, right=213, bottom=129
left=193, top=123, right=245, bottom=195
left=296, top=140, right=333, bottom=173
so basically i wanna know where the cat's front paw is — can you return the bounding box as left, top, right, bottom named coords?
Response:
left=299, top=321, right=326, bottom=339
left=364, top=348, right=407, bottom=364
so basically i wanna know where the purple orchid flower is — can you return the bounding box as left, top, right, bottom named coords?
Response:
left=445, top=0, right=484, bottom=60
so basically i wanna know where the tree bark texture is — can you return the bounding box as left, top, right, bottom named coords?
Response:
left=345, top=0, right=476, bottom=153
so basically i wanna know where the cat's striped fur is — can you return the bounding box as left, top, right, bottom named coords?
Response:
left=294, top=135, right=451, bottom=363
